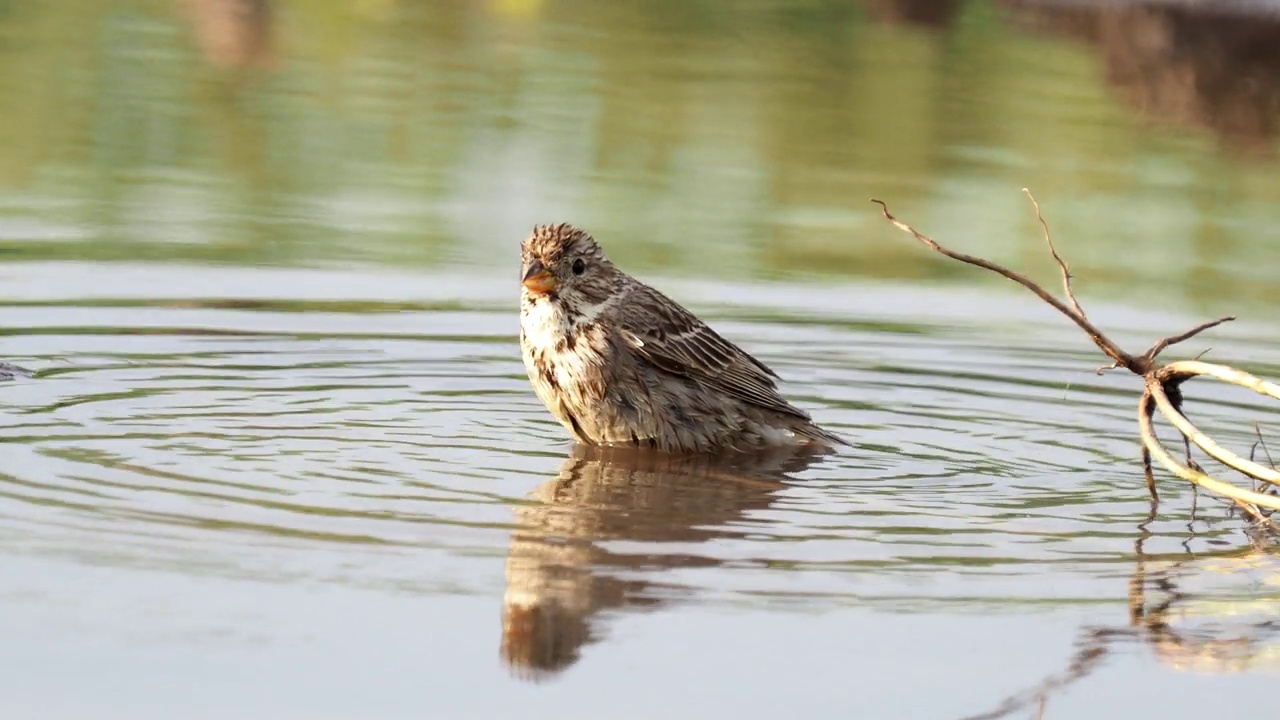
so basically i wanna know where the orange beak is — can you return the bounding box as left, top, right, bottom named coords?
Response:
left=522, top=259, right=557, bottom=294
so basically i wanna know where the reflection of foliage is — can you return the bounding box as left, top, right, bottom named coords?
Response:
left=501, top=443, right=826, bottom=680
left=865, top=0, right=963, bottom=28
left=1004, top=0, right=1280, bottom=153
left=0, top=0, right=479, bottom=266
left=1, top=0, right=1280, bottom=314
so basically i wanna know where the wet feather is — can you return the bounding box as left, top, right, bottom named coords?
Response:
left=519, top=224, right=846, bottom=453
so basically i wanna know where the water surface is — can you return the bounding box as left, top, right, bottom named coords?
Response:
left=3, top=1, right=1280, bottom=718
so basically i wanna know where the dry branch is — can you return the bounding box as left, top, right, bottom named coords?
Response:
left=873, top=192, right=1277, bottom=528
left=1252, top=424, right=1276, bottom=471
left=1023, top=188, right=1085, bottom=319
left=1151, top=362, right=1280, bottom=487
left=1139, top=385, right=1280, bottom=521
left=869, top=197, right=1233, bottom=377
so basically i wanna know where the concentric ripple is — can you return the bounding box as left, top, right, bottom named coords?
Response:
left=1, top=266, right=1276, bottom=619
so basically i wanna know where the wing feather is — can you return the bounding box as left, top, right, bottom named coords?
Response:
left=615, top=284, right=811, bottom=420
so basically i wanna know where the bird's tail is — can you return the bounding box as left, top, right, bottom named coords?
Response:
left=794, top=420, right=849, bottom=448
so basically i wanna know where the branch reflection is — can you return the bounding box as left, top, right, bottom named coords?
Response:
left=1128, top=543, right=1280, bottom=673
left=501, top=443, right=829, bottom=681
left=963, top=533, right=1280, bottom=720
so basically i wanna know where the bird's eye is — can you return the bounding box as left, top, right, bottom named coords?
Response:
left=572, top=259, right=586, bottom=275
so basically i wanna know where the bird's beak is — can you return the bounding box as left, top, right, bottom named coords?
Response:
left=522, top=259, right=557, bottom=294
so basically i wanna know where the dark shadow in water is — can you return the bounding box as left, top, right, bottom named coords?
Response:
left=1004, top=0, right=1280, bottom=154
left=500, top=443, right=830, bottom=681
left=960, top=514, right=1280, bottom=720
left=0, top=363, right=33, bottom=381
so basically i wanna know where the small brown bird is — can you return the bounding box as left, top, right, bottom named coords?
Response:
left=518, top=223, right=845, bottom=453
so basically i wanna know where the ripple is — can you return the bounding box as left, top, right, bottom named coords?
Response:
left=1, top=267, right=1276, bottom=613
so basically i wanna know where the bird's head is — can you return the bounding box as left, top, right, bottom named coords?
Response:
left=520, top=224, right=616, bottom=307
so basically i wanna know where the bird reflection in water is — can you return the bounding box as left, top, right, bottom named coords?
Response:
left=500, top=443, right=829, bottom=681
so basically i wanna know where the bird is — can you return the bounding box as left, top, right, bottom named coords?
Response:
left=518, top=223, right=845, bottom=454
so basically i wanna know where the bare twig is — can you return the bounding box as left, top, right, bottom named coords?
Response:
left=1141, top=388, right=1160, bottom=503
left=871, top=197, right=1234, bottom=377
left=871, top=198, right=1132, bottom=371
left=1141, top=316, right=1235, bottom=366
left=1097, top=360, right=1122, bottom=376
left=1143, top=451, right=1159, bottom=502
left=1023, top=188, right=1084, bottom=319
left=1254, top=423, right=1276, bottom=470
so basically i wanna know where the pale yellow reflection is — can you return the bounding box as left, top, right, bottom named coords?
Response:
left=500, top=443, right=828, bottom=680
left=967, top=541, right=1280, bottom=720
left=1130, top=544, right=1280, bottom=674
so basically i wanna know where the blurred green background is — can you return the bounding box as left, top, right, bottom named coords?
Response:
left=2, top=0, right=1279, bottom=315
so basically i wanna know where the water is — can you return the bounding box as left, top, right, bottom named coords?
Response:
left=3, top=1, right=1280, bottom=718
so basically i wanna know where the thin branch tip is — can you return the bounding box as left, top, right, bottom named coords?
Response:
left=1145, top=316, right=1237, bottom=362
left=1021, top=188, right=1085, bottom=318
left=876, top=192, right=1133, bottom=373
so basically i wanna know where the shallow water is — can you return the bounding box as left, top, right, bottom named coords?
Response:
left=4, top=1, right=1280, bottom=719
